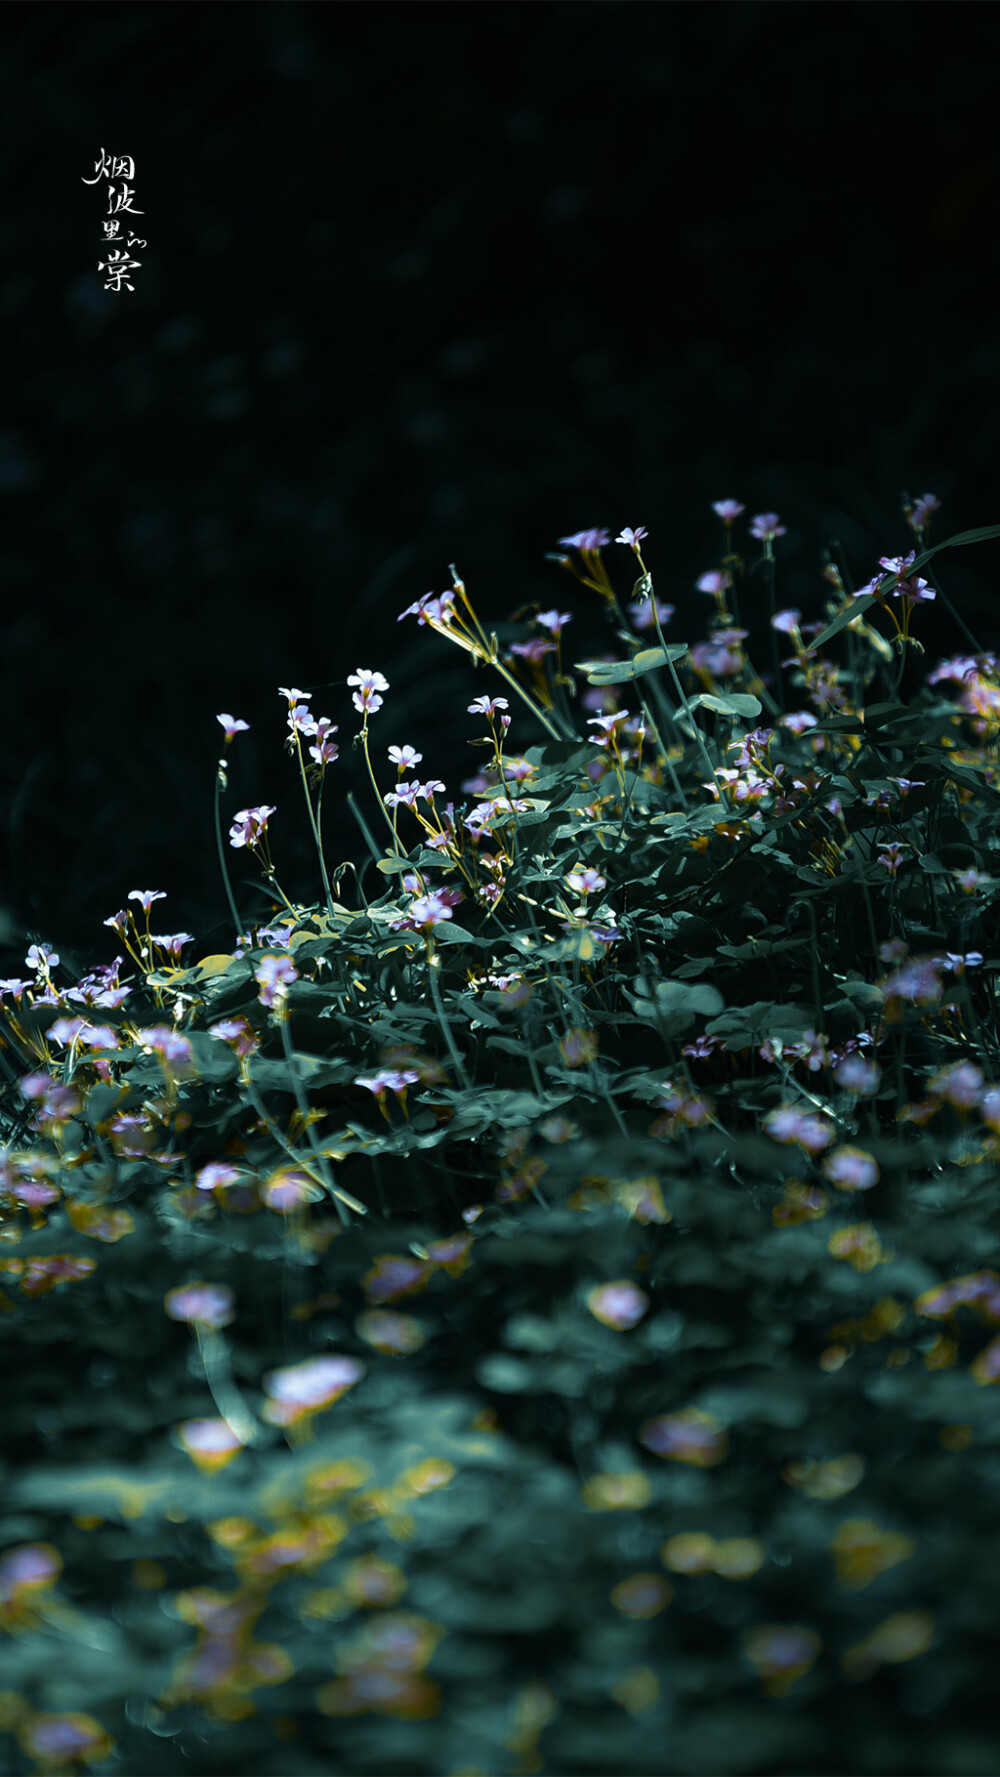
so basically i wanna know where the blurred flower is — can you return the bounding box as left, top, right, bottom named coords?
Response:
left=178, top=1418, right=246, bottom=1474
left=586, top=1280, right=650, bottom=1330
left=661, top=1532, right=717, bottom=1574
left=841, top=1610, right=934, bottom=1681
left=610, top=1666, right=660, bottom=1715
left=772, top=1182, right=829, bottom=1227
left=0, top=1543, right=62, bottom=1618
left=261, top=1169, right=317, bottom=1211
left=827, top=1223, right=888, bottom=1272
left=361, top=1254, right=434, bottom=1303
left=695, top=570, right=731, bottom=595
left=821, top=1146, right=880, bottom=1193
left=763, top=1105, right=836, bottom=1152
left=742, top=1624, right=820, bottom=1696
left=22, top=1714, right=113, bottom=1766
left=914, top=1270, right=1000, bottom=1325
left=135, top=1025, right=194, bottom=1075
left=749, top=512, right=787, bottom=542
left=194, top=1162, right=243, bottom=1194
left=340, top=1556, right=407, bottom=1609
left=828, top=1518, right=915, bottom=1589
left=904, top=492, right=940, bottom=534
left=581, top=1471, right=652, bottom=1512
left=709, top=1538, right=765, bottom=1579
left=772, top=608, right=802, bottom=635
left=781, top=1454, right=865, bottom=1500
left=355, top=1310, right=427, bottom=1356
left=627, top=594, right=674, bottom=631
left=164, top=1282, right=236, bottom=1330
left=713, top=499, right=745, bottom=524
left=610, top=1573, right=671, bottom=1618
left=261, top=1355, right=365, bottom=1427
left=927, top=1059, right=984, bottom=1107
left=557, top=528, right=610, bottom=551
left=254, top=953, right=299, bottom=1009
left=834, top=1053, right=881, bottom=1095
left=638, top=1407, right=729, bottom=1467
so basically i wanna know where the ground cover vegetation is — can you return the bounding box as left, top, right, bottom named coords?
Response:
left=2, top=494, right=1000, bottom=1775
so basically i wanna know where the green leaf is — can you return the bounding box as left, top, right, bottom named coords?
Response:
left=806, top=590, right=881, bottom=653
left=863, top=701, right=912, bottom=728
left=809, top=523, right=1000, bottom=654
left=694, top=692, right=763, bottom=718
left=573, top=643, right=689, bottom=685
left=625, top=976, right=725, bottom=1036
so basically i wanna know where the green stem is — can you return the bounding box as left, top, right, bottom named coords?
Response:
left=425, top=938, right=472, bottom=1090
left=214, top=758, right=244, bottom=943
left=195, top=1325, right=270, bottom=1447
left=241, top=1055, right=366, bottom=1225
left=293, top=738, right=338, bottom=923
left=277, top=1010, right=356, bottom=1225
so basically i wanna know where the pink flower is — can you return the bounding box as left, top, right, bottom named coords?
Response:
left=254, top=954, right=299, bottom=1008
left=615, top=526, right=648, bottom=548
left=821, top=1146, right=880, bottom=1193
left=469, top=696, right=510, bottom=722
left=627, top=595, right=674, bottom=632
left=195, top=1162, right=243, bottom=1193
left=696, top=570, right=732, bottom=595
left=834, top=1054, right=881, bottom=1096
left=128, top=889, right=167, bottom=912
left=150, top=932, right=195, bottom=959
left=772, top=608, right=802, bottom=634
left=347, top=668, right=389, bottom=715
left=308, top=717, right=339, bottom=766
left=164, top=1281, right=236, bottom=1329
left=586, top=1280, right=650, bottom=1329
left=216, top=713, right=249, bottom=742
left=905, top=492, right=941, bottom=533
left=557, top=528, right=611, bottom=551
left=287, top=704, right=317, bottom=736
left=388, top=744, right=423, bottom=771
left=749, top=512, right=786, bottom=542
left=566, top=866, right=606, bottom=896
left=136, top=1025, right=194, bottom=1072
left=534, top=609, right=572, bottom=637
left=25, top=944, right=59, bottom=973
left=713, top=499, right=745, bottom=524
left=397, top=591, right=458, bottom=628
left=261, top=1355, right=365, bottom=1425
left=229, top=805, right=276, bottom=849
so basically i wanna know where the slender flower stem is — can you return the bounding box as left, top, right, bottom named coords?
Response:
left=195, top=1324, right=270, bottom=1447
left=276, top=1007, right=351, bottom=1217
left=292, top=736, right=337, bottom=923
left=425, top=940, right=472, bottom=1090
left=240, top=1052, right=366, bottom=1224
left=214, top=757, right=244, bottom=944
left=627, top=550, right=727, bottom=808
left=361, top=721, right=409, bottom=852
left=635, top=691, right=688, bottom=810
left=764, top=551, right=786, bottom=717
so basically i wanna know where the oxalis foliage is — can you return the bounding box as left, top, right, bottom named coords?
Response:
left=2, top=498, right=1000, bottom=1776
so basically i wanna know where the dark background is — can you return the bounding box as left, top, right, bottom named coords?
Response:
left=3, top=0, right=1000, bottom=972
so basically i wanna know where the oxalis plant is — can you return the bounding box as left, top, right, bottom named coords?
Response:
left=3, top=495, right=1000, bottom=1776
